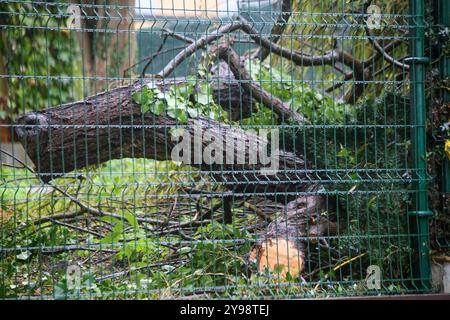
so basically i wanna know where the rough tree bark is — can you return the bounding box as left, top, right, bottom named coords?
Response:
left=14, top=78, right=306, bottom=195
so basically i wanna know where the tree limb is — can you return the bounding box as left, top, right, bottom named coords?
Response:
left=211, top=43, right=309, bottom=124
left=365, top=27, right=410, bottom=71
left=158, top=22, right=242, bottom=78
left=252, top=0, right=292, bottom=61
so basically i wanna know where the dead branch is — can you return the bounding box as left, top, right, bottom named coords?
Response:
left=365, top=27, right=410, bottom=71
left=158, top=22, right=242, bottom=78
left=48, top=218, right=104, bottom=238
left=161, top=27, right=195, bottom=44
left=31, top=210, right=88, bottom=225
left=142, top=33, right=170, bottom=77
left=152, top=13, right=403, bottom=104
left=211, top=43, right=309, bottom=124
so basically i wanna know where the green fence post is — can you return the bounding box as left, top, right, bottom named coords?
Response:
left=408, top=0, right=432, bottom=291
left=439, top=0, right=450, bottom=195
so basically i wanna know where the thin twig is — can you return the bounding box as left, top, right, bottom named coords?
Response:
left=48, top=218, right=104, bottom=238
left=31, top=210, right=88, bottom=225
left=0, top=148, right=34, bottom=172
left=142, top=34, right=169, bottom=77
left=160, top=28, right=195, bottom=44
left=49, top=183, right=180, bottom=226
left=40, top=245, right=118, bottom=255
left=1, top=162, right=25, bottom=169
left=244, top=201, right=272, bottom=222
left=365, top=27, right=410, bottom=71
left=123, top=45, right=187, bottom=79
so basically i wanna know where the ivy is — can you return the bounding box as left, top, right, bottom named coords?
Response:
left=0, top=2, right=82, bottom=118
left=245, top=58, right=356, bottom=124
left=132, top=80, right=228, bottom=124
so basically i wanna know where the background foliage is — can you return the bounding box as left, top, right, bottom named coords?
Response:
left=0, top=0, right=82, bottom=119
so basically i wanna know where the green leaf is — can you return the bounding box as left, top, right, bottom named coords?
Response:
left=141, top=103, right=151, bottom=113
left=152, top=101, right=166, bottom=115
left=166, top=95, right=177, bottom=109
left=132, top=87, right=154, bottom=105
left=124, top=211, right=140, bottom=232
left=131, top=91, right=142, bottom=104
left=154, top=89, right=166, bottom=100
left=186, top=107, right=200, bottom=118
left=337, top=148, right=349, bottom=158
left=196, top=92, right=209, bottom=105
left=170, top=128, right=186, bottom=139
left=100, top=216, right=121, bottom=224
left=100, top=220, right=124, bottom=244
left=178, top=247, right=192, bottom=254
left=16, top=251, right=32, bottom=261
left=273, top=264, right=285, bottom=274
left=177, top=111, right=189, bottom=124
left=167, top=108, right=188, bottom=123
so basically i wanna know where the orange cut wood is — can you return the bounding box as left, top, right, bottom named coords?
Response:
left=0, top=125, right=11, bottom=142
left=250, top=238, right=304, bottom=279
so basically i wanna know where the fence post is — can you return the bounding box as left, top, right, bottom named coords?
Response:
left=408, top=0, right=432, bottom=291
left=438, top=0, right=450, bottom=201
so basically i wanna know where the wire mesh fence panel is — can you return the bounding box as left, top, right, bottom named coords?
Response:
left=0, top=0, right=445, bottom=299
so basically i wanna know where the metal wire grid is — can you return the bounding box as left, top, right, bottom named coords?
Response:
left=0, top=0, right=440, bottom=299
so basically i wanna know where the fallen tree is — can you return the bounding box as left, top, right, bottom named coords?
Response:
left=13, top=8, right=405, bottom=277
left=14, top=73, right=337, bottom=275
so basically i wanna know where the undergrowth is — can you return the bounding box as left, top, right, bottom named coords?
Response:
left=0, top=58, right=417, bottom=299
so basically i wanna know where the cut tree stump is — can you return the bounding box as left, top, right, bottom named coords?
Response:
left=250, top=186, right=337, bottom=278
left=250, top=238, right=305, bottom=279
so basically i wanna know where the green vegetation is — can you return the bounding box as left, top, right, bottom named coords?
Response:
left=1, top=55, right=415, bottom=298
left=132, top=79, right=228, bottom=124
left=1, top=0, right=447, bottom=300
left=0, top=1, right=82, bottom=119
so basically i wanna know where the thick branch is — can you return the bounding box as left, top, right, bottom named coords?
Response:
left=158, top=22, right=242, bottom=78
left=235, top=16, right=368, bottom=103
left=237, top=16, right=363, bottom=70
left=365, top=27, right=410, bottom=71
left=14, top=81, right=318, bottom=201
left=252, top=0, right=292, bottom=61
left=211, top=44, right=309, bottom=124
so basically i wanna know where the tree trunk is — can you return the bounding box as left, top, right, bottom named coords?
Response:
left=77, top=0, right=136, bottom=95
left=14, top=79, right=308, bottom=197
left=250, top=186, right=337, bottom=278
left=0, top=31, right=10, bottom=143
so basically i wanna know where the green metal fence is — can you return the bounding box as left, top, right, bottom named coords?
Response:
left=0, top=0, right=447, bottom=299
